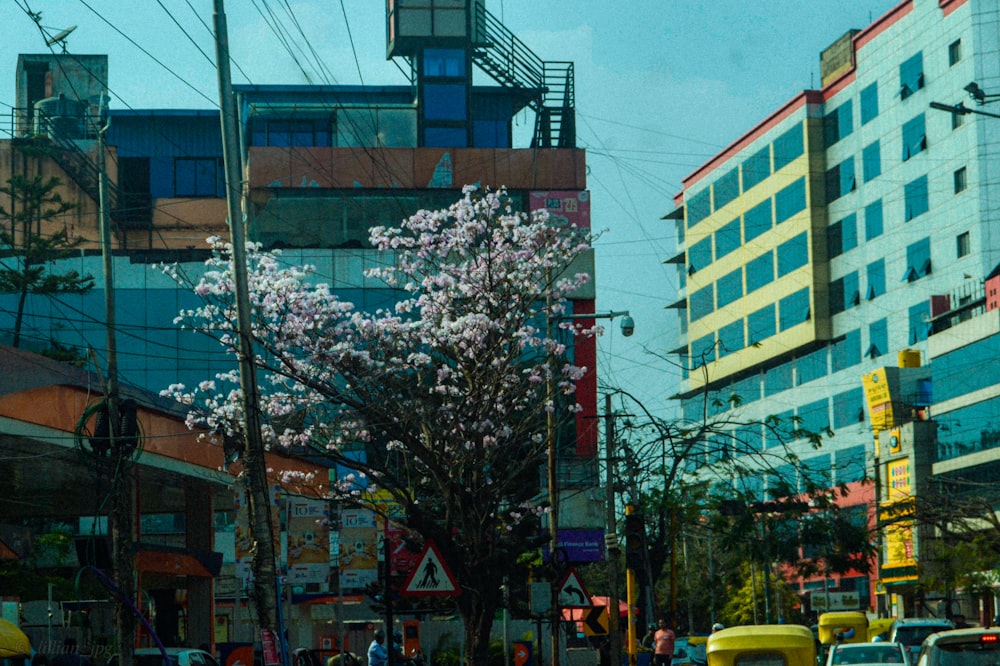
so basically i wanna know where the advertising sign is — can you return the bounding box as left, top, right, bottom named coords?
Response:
left=286, top=499, right=330, bottom=585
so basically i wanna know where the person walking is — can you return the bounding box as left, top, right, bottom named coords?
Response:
left=653, top=619, right=676, bottom=666
left=368, top=630, right=388, bottom=666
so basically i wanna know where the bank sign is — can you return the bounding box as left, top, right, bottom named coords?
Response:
left=810, top=591, right=860, bottom=611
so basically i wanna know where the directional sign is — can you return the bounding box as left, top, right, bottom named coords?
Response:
left=557, top=568, right=593, bottom=607
left=401, top=541, right=460, bottom=597
left=582, top=605, right=609, bottom=636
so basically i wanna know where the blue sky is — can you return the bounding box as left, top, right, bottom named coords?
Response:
left=2, top=0, right=901, bottom=419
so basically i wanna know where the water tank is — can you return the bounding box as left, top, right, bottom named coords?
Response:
left=33, top=93, right=87, bottom=139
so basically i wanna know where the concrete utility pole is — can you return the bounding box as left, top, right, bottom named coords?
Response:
left=604, top=394, right=623, bottom=666
left=98, top=102, right=135, bottom=666
left=213, top=0, right=282, bottom=657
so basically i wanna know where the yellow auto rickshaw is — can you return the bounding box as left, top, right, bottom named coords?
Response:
left=817, top=612, right=868, bottom=645
left=707, top=624, right=816, bottom=666
left=0, top=618, right=31, bottom=666
left=867, top=618, right=893, bottom=642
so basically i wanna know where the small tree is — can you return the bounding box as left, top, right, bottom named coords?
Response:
left=0, top=174, right=93, bottom=347
left=163, top=186, right=595, bottom=665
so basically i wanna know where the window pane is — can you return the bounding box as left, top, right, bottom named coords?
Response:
left=687, top=189, right=711, bottom=227
left=860, top=82, right=879, bottom=124
left=954, top=166, right=967, bottom=193
left=743, top=146, right=771, bottom=191
left=423, top=48, right=466, bottom=77
left=779, top=287, right=810, bottom=331
left=797, top=348, right=827, bottom=385
left=717, top=268, right=744, bottom=309
left=715, top=218, right=741, bottom=260
left=777, top=232, right=808, bottom=277
left=904, top=175, right=929, bottom=220
left=773, top=123, right=804, bottom=172
left=867, top=259, right=885, bottom=300
left=744, top=199, right=773, bottom=241
left=902, top=114, right=927, bottom=160
left=689, top=285, right=715, bottom=322
left=424, top=83, right=468, bottom=120
left=775, top=177, right=806, bottom=224
left=714, top=167, right=740, bottom=210
left=869, top=318, right=888, bottom=359
left=905, top=237, right=931, bottom=280
left=748, top=303, right=776, bottom=344
left=798, top=398, right=829, bottom=434
left=831, top=328, right=861, bottom=373
left=908, top=301, right=930, bottom=343
left=691, top=333, right=716, bottom=367
left=865, top=199, right=884, bottom=240
left=746, top=253, right=774, bottom=294
left=900, top=52, right=924, bottom=99
left=833, top=388, right=865, bottom=429
left=689, top=236, right=713, bottom=272
left=863, top=141, right=881, bottom=182
left=718, top=319, right=745, bottom=356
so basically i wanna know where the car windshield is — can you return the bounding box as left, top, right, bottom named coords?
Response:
left=897, top=627, right=950, bottom=646
left=934, top=642, right=1000, bottom=666
left=831, top=646, right=904, bottom=664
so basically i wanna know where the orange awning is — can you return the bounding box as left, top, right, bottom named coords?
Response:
left=135, top=549, right=213, bottom=577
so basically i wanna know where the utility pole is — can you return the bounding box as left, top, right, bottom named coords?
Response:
left=98, top=105, right=135, bottom=666
left=213, top=0, right=282, bottom=658
left=604, top=394, right=623, bottom=666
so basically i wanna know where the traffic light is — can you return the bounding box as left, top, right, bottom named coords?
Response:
left=624, top=513, right=646, bottom=570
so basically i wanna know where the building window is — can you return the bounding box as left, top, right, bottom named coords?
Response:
left=716, top=268, right=744, bottom=309
left=868, top=319, right=888, bottom=359
left=764, top=361, right=793, bottom=397
left=865, top=199, right=883, bottom=240
left=903, top=237, right=931, bottom=282
left=902, top=114, right=927, bottom=160
left=777, top=232, right=809, bottom=277
left=775, top=177, right=806, bottom=224
left=948, top=39, right=962, bottom=66
left=773, top=123, right=804, bottom=172
left=796, top=348, right=828, bottom=386
left=863, top=141, right=881, bottom=182
left=779, top=287, right=810, bottom=331
left=825, top=158, right=856, bottom=204
left=743, top=146, right=771, bottom=191
left=860, top=82, right=879, bottom=125
left=423, top=48, right=466, bottom=77
left=954, top=166, right=967, bottom=193
left=691, top=333, right=716, bottom=367
left=748, top=303, right=776, bottom=344
left=828, top=213, right=858, bottom=259
left=687, top=188, right=711, bottom=227
left=833, top=388, right=864, bottom=429
left=718, top=319, right=745, bottom=357
left=798, top=398, right=830, bottom=434
left=744, top=198, right=773, bottom=242
left=867, top=259, right=885, bottom=300
left=689, top=285, right=715, bottom=322
left=904, top=175, right=929, bottom=221
left=908, top=301, right=930, bottom=343
left=957, top=231, right=970, bottom=258
left=688, top=236, right=713, bottom=273
left=831, top=329, right=861, bottom=373
left=713, top=167, right=740, bottom=211
left=823, top=101, right=853, bottom=147
left=715, top=218, right=741, bottom=260
left=952, top=110, right=964, bottom=130
left=830, top=271, right=860, bottom=315
left=899, top=52, right=924, bottom=99
left=746, top=252, right=774, bottom=294
left=174, top=157, right=223, bottom=197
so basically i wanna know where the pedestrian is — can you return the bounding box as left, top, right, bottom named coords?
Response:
left=641, top=624, right=657, bottom=650
left=367, top=630, right=388, bottom=666
left=653, top=619, right=675, bottom=666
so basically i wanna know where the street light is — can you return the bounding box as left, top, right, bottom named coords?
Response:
left=931, top=82, right=1000, bottom=120
left=547, top=309, right=633, bottom=666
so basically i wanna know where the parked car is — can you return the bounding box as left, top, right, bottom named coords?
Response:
left=889, top=619, right=955, bottom=664
left=914, top=627, right=1000, bottom=666
left=107, top=648, right=219, bottom=666
left=825, top=642, right=910, bottom=666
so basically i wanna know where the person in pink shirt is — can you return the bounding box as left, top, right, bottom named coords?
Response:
left=653, top=619, right=676, bottom=666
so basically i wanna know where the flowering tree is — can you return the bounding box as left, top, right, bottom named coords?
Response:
left=163, top=186, right=595, bottom=664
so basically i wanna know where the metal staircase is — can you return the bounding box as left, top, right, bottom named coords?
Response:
left=472, top=6, right=576, bottom=148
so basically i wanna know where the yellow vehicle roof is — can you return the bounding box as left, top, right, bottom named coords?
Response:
left=0, top=618, right=31, bottom=658
left=707, top=625, right=816, bottom=653
left=818, top=612, right=868, bottom=644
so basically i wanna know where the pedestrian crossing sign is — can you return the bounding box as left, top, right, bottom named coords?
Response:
left=401, top=541, right=460, bottom=597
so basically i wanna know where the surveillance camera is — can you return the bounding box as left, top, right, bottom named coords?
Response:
left=620, top=315, right=635, bottom=337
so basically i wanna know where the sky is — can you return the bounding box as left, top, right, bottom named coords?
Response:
left=1, top=0, right=902, bottom=421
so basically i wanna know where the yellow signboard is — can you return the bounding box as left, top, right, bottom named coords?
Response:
left=862, top=369, right=895, bottom=431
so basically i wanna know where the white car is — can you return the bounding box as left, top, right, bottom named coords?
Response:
left=915, top=628, right=1000, bottom=666
left=825, top=642, right=910, bottom=666
left=108, top=648, right=220, bottom=666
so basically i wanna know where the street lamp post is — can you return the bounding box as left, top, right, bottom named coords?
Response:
left=547, top=310, right=633, bottom=666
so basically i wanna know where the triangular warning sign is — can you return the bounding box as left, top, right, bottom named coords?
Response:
left=557, top=568, right=592, bottom=607
left=401, top=541, right=460, bottom=597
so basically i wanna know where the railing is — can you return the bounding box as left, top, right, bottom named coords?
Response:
left=473, top=6, right=576, bottom=148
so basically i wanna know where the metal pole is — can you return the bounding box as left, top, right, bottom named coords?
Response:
left=546, top=290, right=560, bottom=666
left=625, top=507, right=639, bottom=665
left=605, top=394, right=622, bottom=666
left=213, top=0, right=282, bottom=654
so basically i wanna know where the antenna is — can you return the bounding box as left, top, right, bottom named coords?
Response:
left=45, top=25, right=77, bottom=53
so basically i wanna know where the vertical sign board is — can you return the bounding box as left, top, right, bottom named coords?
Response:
left=338, top=507, right=379, bottom=591
left=233, top=481, right=282, bottom=586
left=286, top=498, right=330, bottom=586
